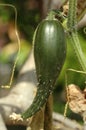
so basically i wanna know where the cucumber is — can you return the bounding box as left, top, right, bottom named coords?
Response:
left=21, top=13, right=66, bottom=119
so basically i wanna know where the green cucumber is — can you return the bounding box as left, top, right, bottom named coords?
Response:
left=21, top=13, right=66, bottom=119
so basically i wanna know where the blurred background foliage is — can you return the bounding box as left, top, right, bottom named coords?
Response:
left=0, top=0, right=86, bottom=124
left=0, top=0, right=41, bottom=86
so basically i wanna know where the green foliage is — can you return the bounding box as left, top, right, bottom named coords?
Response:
left=0, top=40, right=31, bottom=69
left=57, top=27, right=86, bottom=90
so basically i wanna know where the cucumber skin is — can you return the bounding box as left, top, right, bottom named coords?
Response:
left=21, top=19, right=66, bottom=119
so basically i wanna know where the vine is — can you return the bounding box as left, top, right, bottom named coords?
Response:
left=67, top=0, right=86, bottom=71
left=64, top=0, right=86, bottom=117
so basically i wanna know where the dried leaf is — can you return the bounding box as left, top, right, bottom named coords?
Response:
left=67, top=84, right=86, bottom=116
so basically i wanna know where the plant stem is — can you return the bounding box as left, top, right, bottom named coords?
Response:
left=47, top=11, right=56, bottom=20
left=67, top=0, right=77, bottom=30
left=67, top=0, right=86, bottom=72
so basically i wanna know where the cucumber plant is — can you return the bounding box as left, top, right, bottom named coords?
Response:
left=21, top=11, right=66, bottom=119
left=1, top=0, right=85, bottom=123
left=64, top=0, right=86, bottom=117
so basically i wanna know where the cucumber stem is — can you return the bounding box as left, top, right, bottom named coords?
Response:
left=47, top=11, right=56, bottom=20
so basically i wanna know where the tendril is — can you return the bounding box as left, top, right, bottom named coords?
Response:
left=0, top=4, right=20, bottom=88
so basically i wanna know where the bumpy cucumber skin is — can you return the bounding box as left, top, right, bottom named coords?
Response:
left=21, top=19, right=66, bottom=119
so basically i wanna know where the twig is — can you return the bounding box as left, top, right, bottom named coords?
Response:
left=44, top=95, right=53, bottom=130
